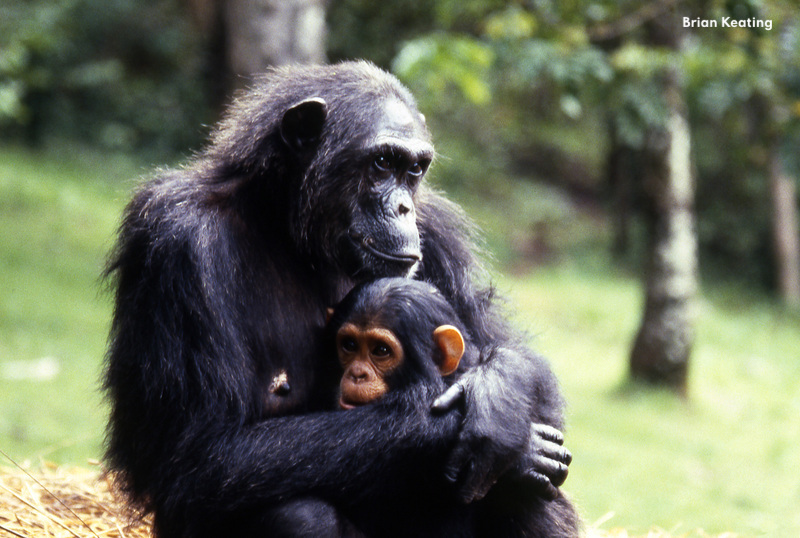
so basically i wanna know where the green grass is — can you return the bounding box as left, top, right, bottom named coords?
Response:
left=1, top=145, right=798, bottom=536
left=0, top=144, right=141, bottom=463
left=500, top=265, right=800, bottom=536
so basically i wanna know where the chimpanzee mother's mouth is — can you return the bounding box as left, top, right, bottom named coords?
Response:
left=360, top=240, right=422, bottom=265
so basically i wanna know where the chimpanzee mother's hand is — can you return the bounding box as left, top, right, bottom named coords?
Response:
left=507, top=423, right=571, bottom=501
left=432, top=347, right=572, bottom=503
left=432, top=349, right=535, bottom=503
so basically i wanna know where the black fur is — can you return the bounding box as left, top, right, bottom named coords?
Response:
left=318, top=278, right=579, bottom=537
left=104, top=61, right=578, bottom=537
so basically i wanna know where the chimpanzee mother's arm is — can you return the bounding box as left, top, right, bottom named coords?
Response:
left=195, top=389, right=460, bottom=518
left=416, top=189, right=572, bottom=502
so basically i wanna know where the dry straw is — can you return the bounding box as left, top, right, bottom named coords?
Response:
left=0, top=462, right=151, bottom=538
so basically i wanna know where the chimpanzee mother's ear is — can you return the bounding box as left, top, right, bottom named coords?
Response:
left=280, top=97, right=328, bottom=152
left=433, top=325, right=465, bottom=376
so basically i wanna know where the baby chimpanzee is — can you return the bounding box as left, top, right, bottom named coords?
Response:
left=331, top=279, right=469, bottom=411
left=322, top=277, right=579, bottom=538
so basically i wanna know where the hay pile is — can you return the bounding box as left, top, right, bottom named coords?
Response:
left=0, top=464, right=737, bottom=538
left=0, top=463, right=151, bottom=538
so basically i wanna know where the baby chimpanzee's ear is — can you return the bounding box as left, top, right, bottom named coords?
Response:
left=432, top=325, right=465, bottom=376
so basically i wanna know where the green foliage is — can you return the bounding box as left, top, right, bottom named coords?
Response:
left=484, top=5, right=538, bottom=41
left=608, top=78, right=669, bottom=148
left=393, top=34, right=494, bottom=106
left=0, top=0, right=211, bottom=156
left=505, top=41, right=613, bottom=119
left=327, top=0, right=441, bottom=68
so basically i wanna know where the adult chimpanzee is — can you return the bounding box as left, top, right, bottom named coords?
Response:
left=104, top=61, right=576, bottom=538
left=321, top=277, right=578, bottom=537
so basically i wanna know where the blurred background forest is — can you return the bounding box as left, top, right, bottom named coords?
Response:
left=1, top=0, right=799, bottom=535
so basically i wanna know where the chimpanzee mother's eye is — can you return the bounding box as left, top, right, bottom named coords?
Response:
left=373, top=154, right=393, bottom=172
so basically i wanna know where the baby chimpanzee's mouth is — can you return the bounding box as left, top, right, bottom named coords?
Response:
left=339, top=397, right=359, bottom=410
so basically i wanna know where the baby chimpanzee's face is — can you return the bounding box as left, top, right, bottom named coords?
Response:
left=336, top=323, right=404, bottom=410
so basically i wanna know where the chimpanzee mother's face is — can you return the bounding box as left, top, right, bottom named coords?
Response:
left=279, top=85, right=433, bottom=280
left=343, top=98, right=433, bottom=279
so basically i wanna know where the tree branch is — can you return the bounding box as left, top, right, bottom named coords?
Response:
left=588, top=0, right=685, bottom=43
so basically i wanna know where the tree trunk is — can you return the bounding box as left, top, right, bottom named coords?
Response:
left=607, top=121, right=639, bottom=258
left=224, top=0, right=327, bottom=79
left=629, top=71, right=698, bottom=396
left=768, top=145, right=800, bottom=307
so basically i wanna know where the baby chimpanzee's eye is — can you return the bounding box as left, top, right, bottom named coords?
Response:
left=372, top=343, right=391, bottom=358
left=341, top=338, right=358, bottom=353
